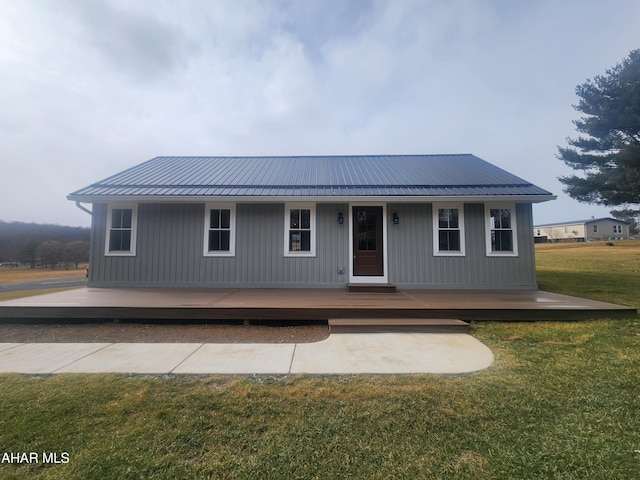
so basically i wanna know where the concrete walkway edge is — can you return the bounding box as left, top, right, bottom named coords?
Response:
left=0, top=333, right=494, bottom=375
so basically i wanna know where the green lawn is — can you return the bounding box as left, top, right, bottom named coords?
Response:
left=0, top=242, right=639, bottom=479
left=535, top=240, right=640, bottom=308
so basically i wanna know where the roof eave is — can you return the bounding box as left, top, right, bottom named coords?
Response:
left=68, top=193, right=557, bottom=204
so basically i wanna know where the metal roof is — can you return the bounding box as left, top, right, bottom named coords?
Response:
left=534, top=217, right=630, bottom=227
left=68, top=154, right=555, bottom=201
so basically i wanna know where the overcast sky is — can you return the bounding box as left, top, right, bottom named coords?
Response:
left=1, top=0, right=639, bottom=227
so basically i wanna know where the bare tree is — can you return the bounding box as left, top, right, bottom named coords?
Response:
left=36, top=240, right=64, bottom=269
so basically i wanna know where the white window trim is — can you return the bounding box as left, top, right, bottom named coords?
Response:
left=203, top=203, right=236, bottom=257
left=105, top=204, right=138, bottom=257
left=284, top=203, right=316, bottom=257
left=485, top=203, right=519, bottom=257
left=432, top=203, right=466, bottom=256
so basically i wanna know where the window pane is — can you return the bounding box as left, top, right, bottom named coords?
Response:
left=209, top=231, right=220, bottom=251
left=112, top=209, right=122, bottom=229
left=490, top=209, right=499, bottom=228
left=112, top=209, right=133, bottom=229
left=109, top=231, right=121, bottom=251
left=220, top=231, right=230, bottom=251
left=449, top=209, right=459, bottom=229
left=439, top=208, right=459, bottom=229
left=208, top=231, right=231, bottom=252
left=290, top=231, right=301, bottom=251
left=439, top=231, right=460, bottom=251
left=220, top=209, right=231, bottom=229
left=500, top=209, right=511, bottom=229
left=490, top=208, right=511, bottom=229
left=492, top=230, right=513, bottom=252
left=289, top=231, right=311, bottom=252
left=121, top=209, right=132, bottom=229
left=300, top=209, right=311, bottom=229
left=121, top=230, right=131, bottom=251
left=438, top=209, right=449, bottom=229
left=290, top=210, right=300, bottom=229
left=210, top=210, right=220, bottom=229
left=109, top=230, right=131, bottom=252
left=300, top=231, right=311, bottom=251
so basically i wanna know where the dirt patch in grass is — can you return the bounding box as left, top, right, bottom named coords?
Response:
left=451, top=451, right=488, bottom=473
left=0, top=321, right=329, bottom=343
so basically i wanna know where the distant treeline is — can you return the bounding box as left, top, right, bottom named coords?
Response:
left=0, top=220, right=90, bottom=268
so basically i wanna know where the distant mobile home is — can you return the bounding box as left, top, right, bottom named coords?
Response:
left=533, top=217, right=631, bottom=242
left=68, top=154, right=556, bottom=289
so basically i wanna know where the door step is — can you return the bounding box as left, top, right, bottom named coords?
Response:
left=329, top=318, right=469, bottom=334
left=347, top=283, right=396, bottom=293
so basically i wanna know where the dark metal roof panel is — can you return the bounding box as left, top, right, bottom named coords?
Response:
left=534, top=217, right=630, bottom=227
left=69, top=154, right=554, bottom=198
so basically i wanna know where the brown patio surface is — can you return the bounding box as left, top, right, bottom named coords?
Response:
left=0, top=287, right=635, bottom=322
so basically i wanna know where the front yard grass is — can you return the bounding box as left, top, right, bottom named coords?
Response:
left=0, top=241, right=638, bottom=479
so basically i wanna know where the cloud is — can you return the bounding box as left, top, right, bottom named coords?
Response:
left=1, top=0, right=639, bottom=226
left=61, top=0, right=192, bottom=82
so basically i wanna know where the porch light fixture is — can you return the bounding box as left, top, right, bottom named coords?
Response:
left=338, top=211, right=344, bottom=224
left=393, top=211, right=399, bottom=225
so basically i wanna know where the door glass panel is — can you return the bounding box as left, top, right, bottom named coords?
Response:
left=356, top=210, right=377, bottom=250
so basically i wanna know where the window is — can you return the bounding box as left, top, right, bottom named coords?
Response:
left=613, top=225, right=622, bottom=234
left=204, top=204, right=235, bottom=256
left=433, top=204, right=465, bottom=256
left=284, top=204, right=315, bottom=256
left=593, top=224, right=598, bottom=233
left=485, top=204, right=518, bottom=256
left=106, top=205, right=137, bottom=256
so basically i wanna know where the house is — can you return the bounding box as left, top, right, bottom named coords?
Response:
left=533, top=217, right=631, bottom=242
left=68, top=154, right=556, bottom=290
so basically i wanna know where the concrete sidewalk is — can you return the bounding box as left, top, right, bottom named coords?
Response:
left=0, top=333, right=494, bottom=375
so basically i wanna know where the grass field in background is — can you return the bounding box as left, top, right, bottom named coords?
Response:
left=536, top=239, right=640, bottom=308
left=0, top=242, right=638, bottom=479
left=0, top=265, right=87, bottom=285
left=0, top=265, right=87, bottom=302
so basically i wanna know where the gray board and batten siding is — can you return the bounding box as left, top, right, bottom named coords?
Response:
left=73, top=154, right=554, bottom=290
left=88, top=202, right=537, bottom=289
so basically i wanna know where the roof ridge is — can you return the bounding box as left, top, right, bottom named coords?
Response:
left=152, top=154, right=475, bottom=159
left=90, top=182, right=535, bottom=188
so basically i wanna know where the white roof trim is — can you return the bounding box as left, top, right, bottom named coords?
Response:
left=68, top=194, right=557, bottom=204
